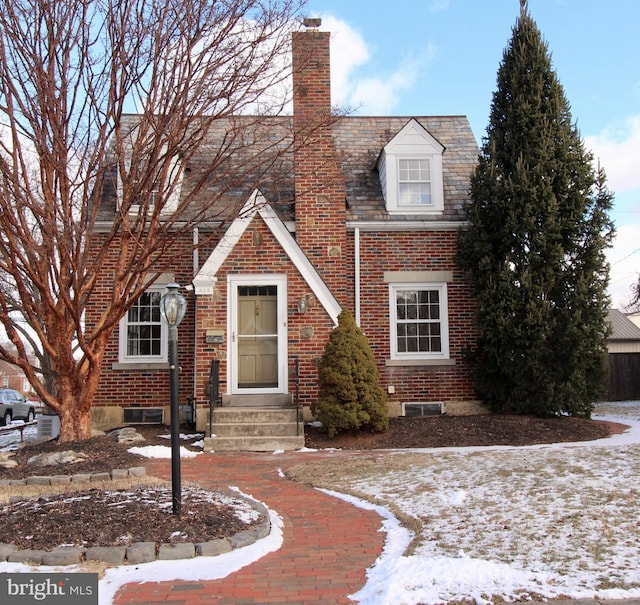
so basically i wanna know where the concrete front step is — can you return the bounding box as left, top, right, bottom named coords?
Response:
left=205, top=406, right=304, bottom=451
left=204, top=435, right=304, bottom=452
left=212, top=407, right=299, bottom=424
left=212, top=422, right=300, bottom=437
left=221, top=394, right=293, bottom=406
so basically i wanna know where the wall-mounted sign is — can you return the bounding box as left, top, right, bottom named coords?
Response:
left=205, top=329, right=224, bottom=344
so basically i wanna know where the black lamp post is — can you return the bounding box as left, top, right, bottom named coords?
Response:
left=159, top=282, right=187, bottom=515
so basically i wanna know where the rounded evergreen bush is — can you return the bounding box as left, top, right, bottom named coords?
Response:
left=312, top=309, right=389, bottom=437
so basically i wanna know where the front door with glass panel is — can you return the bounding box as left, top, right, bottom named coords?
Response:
left=229, top=276, right=287, bottom=394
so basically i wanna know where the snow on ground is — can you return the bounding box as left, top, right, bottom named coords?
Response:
left=344, top=403, right=640, bottom=605
left=1, top=402, right=639, bottom=605
left=0, top=420, right=38, bottom=451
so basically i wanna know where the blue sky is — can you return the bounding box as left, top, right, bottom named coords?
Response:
left=305, top=0, right=640, bottom=307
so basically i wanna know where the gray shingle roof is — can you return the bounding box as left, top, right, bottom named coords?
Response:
left=608, top=308, right=640, bottom=341
left=99, top=114, right=478, bottom=225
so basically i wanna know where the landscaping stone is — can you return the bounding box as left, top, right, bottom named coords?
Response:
left=0, top=543, right=18, bottom=561
left=195, top=539, right=232, bottom=557
left=27, top=450, right=88, bottom=468
left=7, top=549, right=48, bottom=564
left=90, top=472, right=111, bottom=482
left=110, top=427, right=145, bottom=444
left=128, top=466, right=146, bottom=477
left=158, top=543, right=195, bottom=560
left=229, top=530, right=257, bottom=549
left=41, top=547, right=85, bottom=566
left=126, top=542, right=156, bottom=564
left=25, top=475, right=51, bottom=486
left=0, top=479, right=11, bottom=487
left=111, top=468, right=129, bottom=480
left=85, top=546, right=127, bottom=565
left=0, top=452, right=17, bottom=469
left=49, top=475, right=73, bottom=485
left=9, top=479, right=26, bottom=486
left=71, top=473, right=92, bottom=483
left=253, top=519, right=271, bottom=540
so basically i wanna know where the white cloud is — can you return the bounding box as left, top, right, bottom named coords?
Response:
left=319, top=16, right=370, bottom=108
left=584, top=115, right=640, bottom=194
left=320, top=14, right=433, bottom=115
left=349, top=52, right=431, bottom=115
left=607, top=222, right=640, bottom=309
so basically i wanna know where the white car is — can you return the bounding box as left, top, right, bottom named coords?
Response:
left=0, top=389, right=36, bottom=425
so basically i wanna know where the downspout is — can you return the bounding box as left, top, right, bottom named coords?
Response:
left=355, top=227, right=361, bottom=326
left=192, top=228, right=199, bottom=409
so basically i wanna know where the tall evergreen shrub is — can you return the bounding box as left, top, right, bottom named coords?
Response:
left=457, top=8, right=614, bottom=418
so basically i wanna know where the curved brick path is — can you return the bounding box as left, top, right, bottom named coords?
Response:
left=112, top=451, right=385, bottom=605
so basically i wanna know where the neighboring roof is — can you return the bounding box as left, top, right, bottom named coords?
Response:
left=608, top=309, right=640, bottom=341
left=99, top=114, right=478, bottom=226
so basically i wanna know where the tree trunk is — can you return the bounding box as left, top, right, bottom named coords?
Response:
left=53, top=346, right=105, bottom=443
left=58, top=403, right=93, bottom=442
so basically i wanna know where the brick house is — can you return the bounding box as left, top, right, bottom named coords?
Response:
left=0, top=360, right=31, bottom=394
left=90, top=21, right=482, bottom=448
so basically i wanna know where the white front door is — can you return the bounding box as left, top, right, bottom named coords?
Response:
left=229, top=275, right=287, bottom=394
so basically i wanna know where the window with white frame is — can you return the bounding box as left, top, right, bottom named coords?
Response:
left=389, top=283, right=449, bottom=360
left=118, top=288, right=167, bottom=363
left=377, top=119, right=445, bottom=215
left=398, top=158, right=432, bottom=207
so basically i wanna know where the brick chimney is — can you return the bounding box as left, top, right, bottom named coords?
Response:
left=292, top=20, right=348, bottom=304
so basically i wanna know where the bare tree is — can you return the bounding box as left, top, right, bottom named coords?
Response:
left=0, top=0, right=308, bottom=441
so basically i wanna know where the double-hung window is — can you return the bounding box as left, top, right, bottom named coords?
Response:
left=398, top=158, right=432, bottom=207
left=377, top=119, right=445, bottom=215
left=389, top=283, right=449, bottom=360
left=118, top=288, right=167, bottom=364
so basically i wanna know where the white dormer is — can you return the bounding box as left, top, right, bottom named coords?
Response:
left=377, top=119, right=445, bottom=215
left=117, top=127, right=183, bottom=215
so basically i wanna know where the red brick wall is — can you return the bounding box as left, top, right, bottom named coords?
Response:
left=88, top=232, right=198, bottom=412
left=194, top=217, right=336, bottom=407
left=351, top=229, right=477, bottom=407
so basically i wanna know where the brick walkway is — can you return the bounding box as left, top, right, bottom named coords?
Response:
left=112, top=451, right=385, bottom=605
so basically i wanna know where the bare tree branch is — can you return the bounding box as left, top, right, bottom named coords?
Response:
left=0, top=0, right=310, bottom=440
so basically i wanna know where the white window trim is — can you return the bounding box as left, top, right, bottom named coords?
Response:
left=118, top=285, right=168, bottom=364
left=386, top=153, right=444, bottom=215
left=388, top=282, right=450, bottom=361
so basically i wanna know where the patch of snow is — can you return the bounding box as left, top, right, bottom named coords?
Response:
left=127, top=445, right=202, bottom=458
left=158, top=433, right=205, bottom=441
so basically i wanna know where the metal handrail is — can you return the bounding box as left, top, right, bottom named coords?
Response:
left=291, top=355, right=301, bottom=436
left=208, top=359, right=220, bottom=438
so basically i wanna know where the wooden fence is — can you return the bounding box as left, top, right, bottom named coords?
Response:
left=606, top=353, right=640, bottom=401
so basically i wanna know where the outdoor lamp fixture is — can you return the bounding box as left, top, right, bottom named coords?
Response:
left=297, top=295, right=308, bottom=314
left=160, top=282, right=187, bottom=515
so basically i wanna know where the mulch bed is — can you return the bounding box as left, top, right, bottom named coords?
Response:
left=304, top=413, right=616, bottom=450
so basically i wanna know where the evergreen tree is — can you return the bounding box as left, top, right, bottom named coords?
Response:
left=457, top=8, right=614, bottom=418
left=312, top=309, right=389, bottom=436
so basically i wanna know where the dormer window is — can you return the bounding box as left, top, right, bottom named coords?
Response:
left=377, top=120, right=445, bottom=215
left=117, top=128, right=183, bottom=215
left=398, top=158, right=432, bottom=206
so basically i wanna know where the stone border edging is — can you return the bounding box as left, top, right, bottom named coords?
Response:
left=0, top=470, right=271, bottom=567
left=0, top=466, right=148, bottom=489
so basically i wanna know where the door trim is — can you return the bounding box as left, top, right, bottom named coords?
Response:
left=228, top=274, right=288, bottom=395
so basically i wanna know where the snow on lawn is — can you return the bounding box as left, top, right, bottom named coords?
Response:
left=345, top=401, right=640, bottom=605
left=1, top=402, right=640, bottom=605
